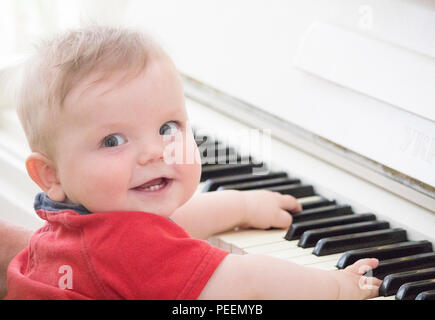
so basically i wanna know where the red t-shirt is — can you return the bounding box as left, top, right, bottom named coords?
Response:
left=6, top=194, right=229, bottom=300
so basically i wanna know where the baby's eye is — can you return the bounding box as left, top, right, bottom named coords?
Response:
left=159, top=121, right=180, bottom=136
left=102, top=134, right=126, bottom=148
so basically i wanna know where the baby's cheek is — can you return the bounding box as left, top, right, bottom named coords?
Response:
left=172, top=135, right=201, bottom=192
left=77, top=161, right=131, bottom=211
left=176, top=158, right=201, bottom=202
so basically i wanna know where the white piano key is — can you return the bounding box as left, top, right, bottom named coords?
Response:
left=195, top=182, right=206, bottom=194
left=297, top=195, right=324, bottom=205
left=217, top=229, right=280, bottom=244
left=289, top=253, right=342, bottom=266
left=230, top=234, right=288, bottom=249
left=215, top=229, right=278, bottom=252
left=370, top=296, right=395, bottom=300
left=305, top=261, right=338, bottom=270
left=218, top=240, right=232, bottom=252
left=306, top=261, right=338, bottom=270
left=231, top=246, right=245, bottom=255
left=220, top=229, right=287, bottom=250
left=207, top=235, right=219, bottom=247
left=237, top=237, right=335, bottom=261
left=218, top=228, right=344, bottom=265
left=265, top=246, right=312, bottom=259
left=243, top=240, right=298, bottom=254
left=216, top=227, right=378, bottom=272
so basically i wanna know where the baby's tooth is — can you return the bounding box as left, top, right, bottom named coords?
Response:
left=145, top=182, right=164, bottom=191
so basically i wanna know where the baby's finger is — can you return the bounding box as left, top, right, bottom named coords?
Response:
left=358, top=276, right=381, bottom=299
left=276, top=194, right=302, bottom=213
left=347, top=258, right=379, bottom=274
left=273, top=210, right=293, bottom=229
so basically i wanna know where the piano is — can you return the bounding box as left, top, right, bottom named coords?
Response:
left=0, top=0, right=434, bottom=300
left=178, top=1, right=435, bottom=300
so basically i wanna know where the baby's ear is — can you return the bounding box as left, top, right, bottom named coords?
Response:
left=25, top=153, right=66, bottom=202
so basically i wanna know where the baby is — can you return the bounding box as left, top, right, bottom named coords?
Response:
left=5, top=26, right=381, bottom=300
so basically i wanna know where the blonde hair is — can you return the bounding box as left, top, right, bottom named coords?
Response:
left=17, top=25, right=163, bottom=159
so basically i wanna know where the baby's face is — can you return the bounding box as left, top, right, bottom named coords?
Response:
left=52, top=55, right=201, bottom=216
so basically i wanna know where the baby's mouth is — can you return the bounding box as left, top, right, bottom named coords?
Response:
left=133, top=177, right=171, bottom=192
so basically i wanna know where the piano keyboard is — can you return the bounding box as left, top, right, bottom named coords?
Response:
left=193, top=130, right=435, bottom=300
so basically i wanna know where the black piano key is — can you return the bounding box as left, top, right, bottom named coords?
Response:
left=298, top=221, right=390, bottom=248
left=291, top=204, right=353, bottom=224
left=379, top=267, right=435, bottom=296
left=365, top=252, right=435, bottom=280
left=285, top=213, right=376, bottom=241
left=312, top=228, right=408, bottom=256
left=416, top=289, right=435, bottom=300
left=217, top=177, right=301, bottom=191
left=263, top=184, right=315, bottom=198
left=337, top=240, right=433, bottom=269
left=202, top=171, right=288, bottom=192
left=396, top=279, right=435, bottom=300
left=200, top=162, right=266, bottom=182
left=300, top=198, right=336, bottom=210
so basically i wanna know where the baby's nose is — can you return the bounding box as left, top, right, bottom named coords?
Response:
left=137, top=143, right=166, bottom=165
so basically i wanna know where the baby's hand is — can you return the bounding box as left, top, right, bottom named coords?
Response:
left=240, top=190, right=302, bottom=229
left=331, top=258, right=382, bottom=300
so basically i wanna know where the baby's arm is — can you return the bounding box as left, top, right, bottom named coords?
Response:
left=0, top=218, right=33, bottom=298
left=170, top=190, right=301, bottom=239
left=198, top=254, right=381, bottom=300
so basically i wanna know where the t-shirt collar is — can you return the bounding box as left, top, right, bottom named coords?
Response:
left=34, top=192, right=92, bottom=215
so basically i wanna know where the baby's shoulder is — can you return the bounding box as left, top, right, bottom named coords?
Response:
left=81, top=211, right=189, bottom=248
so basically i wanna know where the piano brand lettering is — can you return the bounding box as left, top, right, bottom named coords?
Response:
left=58, top=265, right=73, bottom=290
left=399, top=126, right=435, bottom=164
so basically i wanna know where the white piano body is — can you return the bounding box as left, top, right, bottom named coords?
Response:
left=165, top=0, right=435, bottom=242
left=0, top=0, right=434, bottom=299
